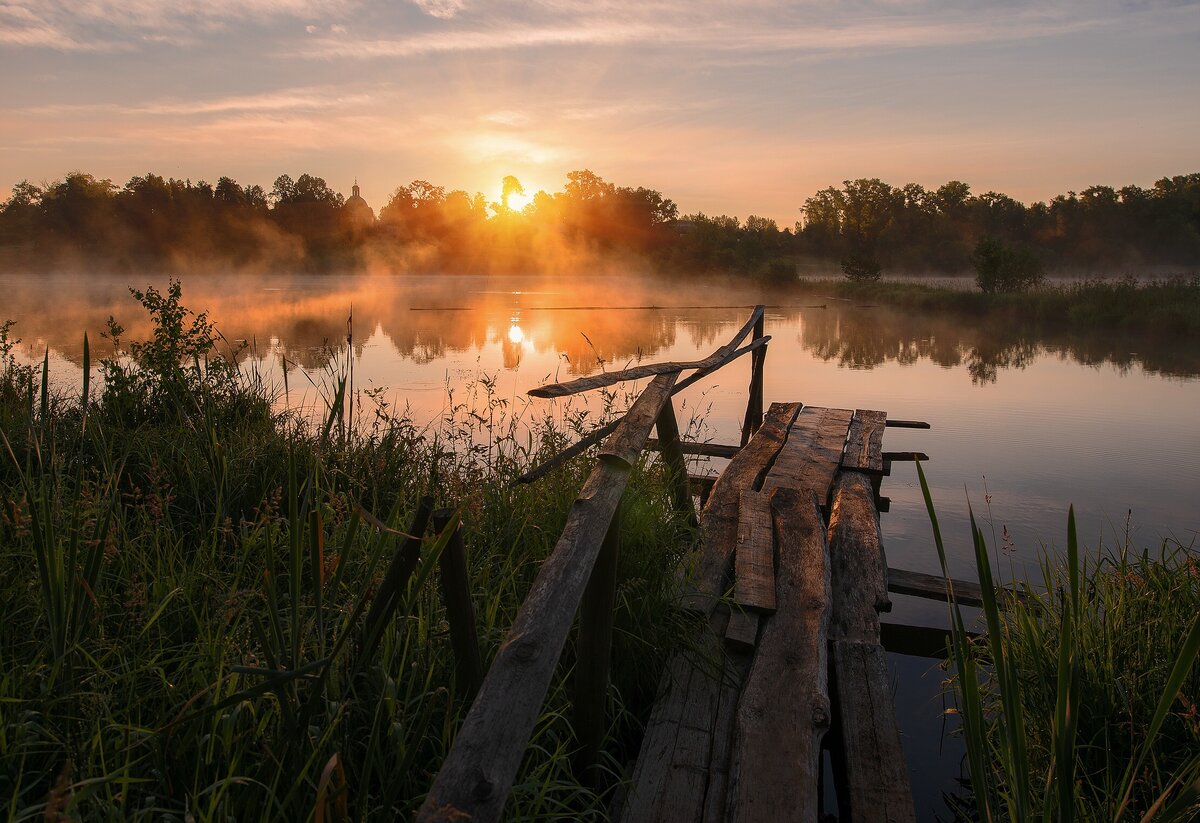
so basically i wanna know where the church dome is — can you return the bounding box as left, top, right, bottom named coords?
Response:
left=343, top=179, right=375, bottom=225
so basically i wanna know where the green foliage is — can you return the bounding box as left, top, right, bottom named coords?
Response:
left=918, top=464, right=1200, bottom=821
left=973, top=237, right=1045, bottom=293
left=840, top=254, right=882, bottom=282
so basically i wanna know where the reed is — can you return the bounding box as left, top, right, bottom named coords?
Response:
left=918, top=462, right=1200, bottom=821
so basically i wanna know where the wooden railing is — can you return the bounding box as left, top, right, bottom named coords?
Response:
left=415, top=306, right=771, bottom=823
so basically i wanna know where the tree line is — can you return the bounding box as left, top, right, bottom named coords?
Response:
left=1, top=168, right=1197, bottom=276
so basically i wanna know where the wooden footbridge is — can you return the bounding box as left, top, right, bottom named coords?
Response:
left=416, top=306, right=973, bottom=822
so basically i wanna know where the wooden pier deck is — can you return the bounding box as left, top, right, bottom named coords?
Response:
left=622, top=403, right=914, bottom=823
left=415, top=306, right=988, bottom=823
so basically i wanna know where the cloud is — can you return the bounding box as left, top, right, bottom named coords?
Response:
left=411, top=0, right=465, bottom=19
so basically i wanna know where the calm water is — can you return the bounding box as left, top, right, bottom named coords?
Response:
left=5, top=270, right=1199, bottom=813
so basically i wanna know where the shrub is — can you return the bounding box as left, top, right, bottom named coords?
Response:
left=758, top=258, right=796, bottom=285
left=973, top=237, right=1044, bottom=293
left=840, top=255, right=882, bottom=282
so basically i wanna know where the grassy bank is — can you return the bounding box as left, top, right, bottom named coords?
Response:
left=0, top=285, right=694, bottom=820
left=790, top=274, right=1200, bottom=338
left=919, top=464, right=1200, bottom=821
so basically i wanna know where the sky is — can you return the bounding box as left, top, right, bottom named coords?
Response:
left=2, top=0, right=1199, bottom=225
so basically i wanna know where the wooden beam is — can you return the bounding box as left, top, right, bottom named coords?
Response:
left=879, top=622, right=978, bottom=658
left=828, top=472, right=892, bottom=643
left=646, top=439, right=741, bottom=459
left=830, top=641, right=917, bottom=823
left=724, top=610, right=760, bottom=652
left=682, top=401, right=802, bottom=612
left=416, top=373, right=677, bottom=823
left=529, top=305, right=765, bottom=398
left=727, top=488, right=831, bottom=822
left=886, top=567, right=1023, bottom=609
left=513, top=336, right=767, bottom=484
left=761, top=406, right=854, bottom=512
left=734, top=490, right=776, bottom=613
left=843, top=410, right=887, bottom=474
left=884, top=419, right=930, bottom=429
left=826, top=472, right=915, bottom=823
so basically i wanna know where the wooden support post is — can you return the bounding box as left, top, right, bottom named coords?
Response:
left=433, top=509, right=483, bottom=699
left=574, top=500, right=621, bottom=784
left=655, top=400, right=699, bottom=530
left=358, top=495, right=434, bottom=667
left=740, top=314, right=767, bottom=447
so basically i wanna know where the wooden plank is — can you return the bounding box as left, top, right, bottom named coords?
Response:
left=529, top=305, right=765, bottom=398
left=727, top=488, right=831, bottom=822
left=887, top=567, right=985, bottom=608
left=827, top=472, right=891, bottom=643
left=620, top=637, right=728, bottom=823
left=843, top=409, right=887, bottom=474
left=646, top=439, right=741, bottom=459
left=683, top=402, right=802, bottom=612
left=734, top=490, right=775, bottom=613
left=761, top=406, right=853, bottom=511
left=879, top=621, right=978, bottom=658
left=655, top=400, right=699, bottom=529
left=416, top=374, right=677, bottom=823
left=724, top=610, right=759, bottom=652
left=830, top=641, right=917, bottom=823
left=514, top=335, right=767, bottom=484
left=740, top=312, right=767, bottom=447
left=884, top=419, right=930, bottom=429
left=886, top=567, right=1023, bottom=609
left=701, top=650, right=750, bottom=823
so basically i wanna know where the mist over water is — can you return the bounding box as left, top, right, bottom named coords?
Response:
left=5, top=269, right=1199, bottom=815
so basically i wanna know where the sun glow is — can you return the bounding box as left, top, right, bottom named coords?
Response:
left=508, top=324, right=525, bottom=344
left=505, top=190, right=532, bottom=211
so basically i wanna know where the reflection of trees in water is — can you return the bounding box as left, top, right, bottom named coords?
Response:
left=4, top=274, right=1199, bottom=383
left=799, top=306, right=1200, bottom=384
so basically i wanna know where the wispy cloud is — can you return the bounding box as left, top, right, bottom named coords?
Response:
left=411, top=0, right=465, bottom=19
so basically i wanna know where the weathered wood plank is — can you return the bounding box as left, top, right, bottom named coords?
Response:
left=620, top=636, right=728, bottom=823
left=724, top=610, right=759, bottom=652
left=887, top=567, right=983, bottom=606
left=416, top=374, right=677, bottom=823
left=886, top=567, right=1023, bottom=609
left=655, top=400, right=699, bottom=529
left=646, top=439, right=741, bottom=459
left=761, top=406, right=853, bottom=511
left=884, top=419, right=930, bottom=429
left=830, top=641, right=917, bottom=823
left=529, top=305, right=765, bottom=398
left=740, top=312, right=767, bottom=447
left=843, top=409, right=887, bottom=474
left=727, top=487, right=831, bottom=822
left=879, top=621, right=978, bottom=658
left=514, top=336, right=768, bottom=484
left=828, top=472, right=892, bottom=643
left=683, top=402, right=801, bottom=612
left=701, top=650, right=751, bottom=823
left=734, top=490, right=776, bottom=613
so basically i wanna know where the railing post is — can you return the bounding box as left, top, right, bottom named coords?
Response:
left=433, top=508, right=483, bottom=699
left=740, top=313, right=767, bottom=447
left=573, top=500, right=621, bottom=784
left=655, top=399, right=699, bottom=530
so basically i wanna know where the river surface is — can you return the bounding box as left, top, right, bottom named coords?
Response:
left=4, top=270, right=1199, bottom=815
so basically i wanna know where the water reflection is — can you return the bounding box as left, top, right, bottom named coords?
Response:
left=2, top=272, right=1198, bottom=385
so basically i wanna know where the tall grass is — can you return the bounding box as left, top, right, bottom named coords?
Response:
left=918, top=462, right=1200, bottom=821
left=0, top=284, right=695, bottom=820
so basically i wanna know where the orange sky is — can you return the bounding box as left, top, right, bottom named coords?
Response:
left=2, top=1, right=1199, bottom=224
